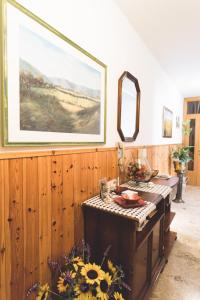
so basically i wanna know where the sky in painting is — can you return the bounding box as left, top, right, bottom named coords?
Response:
left=19, top=25, right=101, bottom=90
left=164, top=108, right=172, bottom=121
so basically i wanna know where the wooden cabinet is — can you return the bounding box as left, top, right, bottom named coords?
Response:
left=83, top=177, right=178, bottom=300
left=83, top=206, right=165, bottom=300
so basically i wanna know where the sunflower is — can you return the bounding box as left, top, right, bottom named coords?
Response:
left=96, top=272, right=112, bottom=300
left=72, top=256, right=84, bottom=271
left=36, top=283, right=49, bottom=300
left=76, top=294, right=95, bottom=300
left=81, top=263, right=104, bottom=285
left=107, top=260, right=117, bottom=275
left=113, top=292, right=124, bottom=300
left=75, top=281, right=93, bottom=300
left=57, top=271, right=75, bottom=293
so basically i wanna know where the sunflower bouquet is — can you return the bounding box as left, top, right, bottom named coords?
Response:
left=27, top=242, right=130, bottom=300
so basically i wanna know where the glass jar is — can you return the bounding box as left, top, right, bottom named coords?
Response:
left=126, top=157, right=153, bottom=183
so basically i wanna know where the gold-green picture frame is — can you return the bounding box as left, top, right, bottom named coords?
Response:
left=162, top=106, right=173, bottom=138
left=1, top=0, right=107, bottom=146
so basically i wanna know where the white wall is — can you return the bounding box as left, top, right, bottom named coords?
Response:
left=15, top=0, right=183, bottom=147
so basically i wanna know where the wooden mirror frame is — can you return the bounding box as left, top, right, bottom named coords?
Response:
left=117, top=71, right=140, bottom=142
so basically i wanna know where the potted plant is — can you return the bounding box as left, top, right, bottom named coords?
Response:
left=172, top=146, right=192, bottom=172
left=172, top=120, right=193, bottom=173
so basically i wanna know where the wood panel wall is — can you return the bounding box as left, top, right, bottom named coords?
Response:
left=0, top=144, right=178, bottom=300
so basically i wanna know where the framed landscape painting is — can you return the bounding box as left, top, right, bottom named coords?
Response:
left=162, top=106, right=173, bottom=138
left=1, top=0, right=107, bottom=145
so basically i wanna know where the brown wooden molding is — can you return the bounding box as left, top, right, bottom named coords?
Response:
left=124, top=143, right=182, bottom=150
left=0, top=146, right=117, bottom=160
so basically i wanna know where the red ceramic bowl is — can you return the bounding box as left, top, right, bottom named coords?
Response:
left=121, top=193, right=141, bottom=202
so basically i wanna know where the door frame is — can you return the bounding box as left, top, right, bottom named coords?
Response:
left=184, top=97, right=200, bottom=185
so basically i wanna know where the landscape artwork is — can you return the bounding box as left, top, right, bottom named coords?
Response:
left=4, top=1, right=106, bottom=145
left=162, top=106, right=173, bottom=138
left=20, top=26, right=101, bottom=135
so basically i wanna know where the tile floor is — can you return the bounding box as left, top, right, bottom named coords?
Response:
left=149, top=185, right=200, bottom=300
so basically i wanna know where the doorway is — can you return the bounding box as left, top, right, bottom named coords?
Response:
left=184, top=98, right=200, bottom=186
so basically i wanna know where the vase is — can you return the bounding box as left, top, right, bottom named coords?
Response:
left=173, top=161, right=186, bottom=173
left=127, top=157, right=153, bottom=183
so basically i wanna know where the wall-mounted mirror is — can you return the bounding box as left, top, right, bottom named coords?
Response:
left=117, top=71, right=140, bottom=142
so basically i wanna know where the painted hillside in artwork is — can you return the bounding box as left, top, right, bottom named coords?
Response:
left=20, top=59, right=101, bottom=134
left=19, top=26, right=102, bottom=135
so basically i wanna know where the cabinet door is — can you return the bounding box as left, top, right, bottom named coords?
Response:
left=152, top=217, right=164, bottom=275
left=133, top=237, right=150, bottom=300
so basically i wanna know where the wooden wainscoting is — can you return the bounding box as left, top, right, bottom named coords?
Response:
left=0, top=148, right=117, bottom=300
left=0, top=144, right=178, bottom=300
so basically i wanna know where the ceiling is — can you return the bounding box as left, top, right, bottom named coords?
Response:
left=115, top=0, right=200, bottom=97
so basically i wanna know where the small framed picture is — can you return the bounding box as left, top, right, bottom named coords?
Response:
left=162, top=106, right=173, bottom=138
left=176, top=116, right=180, bottom=128
left=99, top=178, right=117, bottom=202
left=99, top=178, right=108, bottom=201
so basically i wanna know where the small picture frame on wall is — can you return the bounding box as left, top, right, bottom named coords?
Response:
left=176, top=116, right=180, bottom=128
left=162, top=106, right=173, bottom=138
